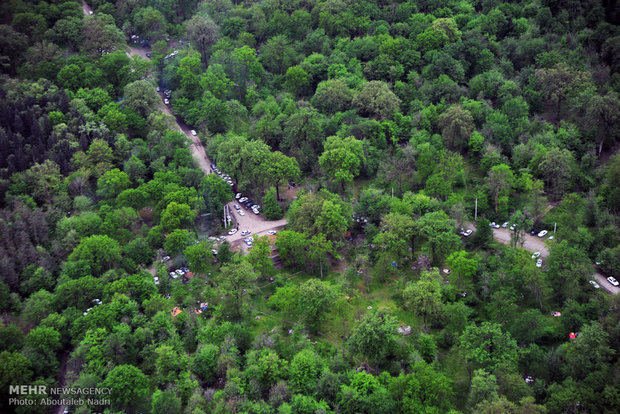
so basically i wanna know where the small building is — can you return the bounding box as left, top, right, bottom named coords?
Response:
left=171, top=307, right=182, bottom=317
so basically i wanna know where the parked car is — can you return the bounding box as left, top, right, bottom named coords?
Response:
left=234, top=204, right=240, bottom=210
left=162, top=255, right=171, bottom=262
left=146, top=52, right=151, bottom=58
left=502, top=222, right=509, bottom=228
left=607, top=277, right=619, bottom=287
left=190, top=130, right=197, bottom=136
left=211, top=249, right=218, bottom=255
left=530, top=230, right=537, bottom=235
left=154, top=276, right=159, bottom=285
left=228, top=228, right=238, bottom=235
left=267, top=230, right=277, bottom=235
left=156, top=86, right=160, bottom=92
left=164, top=98, right=169, bottom=105
left=175, top=269, right=184, bottom=276
left=238, top=210, right=245, bottom=216
left=509, top=223, right=517, bottom=231
left=536, top=259, right=543, bottom=268
left=489, top=222, right=500, bottom=229
left=532, top=251, right=541, bottom=259
left=239, top=197, right=248, bottom=203
left=241, top=230, right=251, bottom=236
left=537, top=230, right=548, bottom=238
left=463, top=229, right=473, bottom=237
left=589, top=280, right=600, bottom=289
left=235, top=193, right=242, bottom=199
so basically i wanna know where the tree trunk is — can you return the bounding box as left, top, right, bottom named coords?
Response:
left=275, top=183, right=280, bottom=201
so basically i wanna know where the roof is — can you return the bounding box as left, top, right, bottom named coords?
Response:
left=171, top=307, right=182, bottom=317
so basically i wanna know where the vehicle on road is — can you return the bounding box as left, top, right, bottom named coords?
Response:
left=607, top=277, right=619, bottom=287
left=228, top=228, right=238, bottom=235
left=241, top=230, right=251, bottom=236
left=190, top=130, right=197, bottom=136
left=238, top=210, right=245, bottom=216
left=537, top=230, right=548, bottom=238
left=502, top=222, right=509, bottom=228
left=267, top=230, right=277, bottom=235
left=589, top=280, right=600, bottom=289
left=234, top=204, right=240, bottom=210
left=244, top=238, right=253, bottom=246
left=536, top=259, right=543, bottom=268
left=532, top=251, right=541, bottom=259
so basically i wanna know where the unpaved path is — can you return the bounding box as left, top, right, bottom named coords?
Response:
left=467, top=223, right=618, bottom=295
left=491, top=228, right=550, bottom=257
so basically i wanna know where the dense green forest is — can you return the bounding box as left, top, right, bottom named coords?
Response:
left=1, top=0, right=620, bottom=413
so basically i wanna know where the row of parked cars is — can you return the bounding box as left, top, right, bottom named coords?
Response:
left=490, top=221, right=554, bottom=239
left=211, top=164, right=235, bottom=188
left=236, top=194, right=261, bottom=215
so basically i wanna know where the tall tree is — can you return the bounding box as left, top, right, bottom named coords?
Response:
left=268, top=151, right=300, bottom=200
left=486, top=164, right=513, bottom=213
left=347, top=309, right=398, bottom=371
left=404, top=270, right=444, bottom=332
left=319, top=135, right=365, bottom=192
left=185, top=14, right=219, bottom=66
left=439, top=104, right=474, bottom=151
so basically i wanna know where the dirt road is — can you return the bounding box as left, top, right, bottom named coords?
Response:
left=468, top=223, right=618, bottom=295
left=492, top=228, right=550, bottom=257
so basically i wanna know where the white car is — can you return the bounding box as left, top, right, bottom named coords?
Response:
left=502, top=222, right=509, bottom=228
left=463, top=229, right=473, bottom=237
left=190, top=130, right=197, bottom=136
left=532, top=251, right=541, bottom=259
left=509, top=224, right=517, bottom=231
left=175, top=269, right=184, bottom=276
left=236, top=193, right=242, bottom=199
left=154, top=277, right=159, bottom=285
left=88, top=11, right=93, bottom=15
left=228, top=228, right=238, bottom=235
left=161, top=255, right=171, bottom=262
left=536, top=259, right=543, bottom=268
left=234, top=204, right=240, bottom=210
left=169, top=272, right=177, bottom=279
left=589, top=280, right=600, bottom=289
left=244, top=238, right=253, bottom=246
left=211, top=249, right=218, bottom=255
left=548, top=236, right=554, bottom=240
left=239, top=197, right=248, bottom=203
left=489, top=222, right=500, bottom=229
left=607, top=277, right=619, bottom=287
left=238, top=210, right=245, bottom=216
left=537, top=230, right=548, bottom=238
left=267, top=230, right=277, bottom=235
left=164, top=98, right=169, bottom=105
left=241, top=230, right=251, bottom=236
left=252, top=208, right=260, bottom=215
